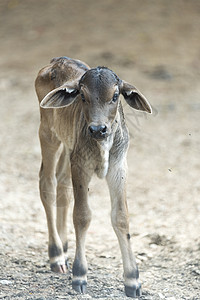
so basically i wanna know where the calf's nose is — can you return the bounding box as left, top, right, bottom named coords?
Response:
left=88, top=124, right=108, bottom=139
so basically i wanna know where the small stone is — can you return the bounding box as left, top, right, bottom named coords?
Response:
left=0, top=280, right=13, bottom=285
left=150, top=244, right=158, bottom=249
left=192, top=269, right=200, bottom=275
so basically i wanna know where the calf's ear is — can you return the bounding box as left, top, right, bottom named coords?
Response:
left=40, top=85, right=79, bottom=108
left=121, top=81, right=152, bottom=113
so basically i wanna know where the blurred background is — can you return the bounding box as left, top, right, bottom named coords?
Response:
left=1, top=0, right=200, bottom=87
left=0, top=0, right=200, bottom=299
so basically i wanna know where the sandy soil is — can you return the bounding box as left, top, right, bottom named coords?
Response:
left=0, top=0, right=200, bottom=299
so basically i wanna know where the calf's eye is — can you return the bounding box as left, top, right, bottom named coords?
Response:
left=112, top=93, right=119, bottom=103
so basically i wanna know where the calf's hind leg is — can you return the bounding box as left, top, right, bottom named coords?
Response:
left=56, top=146, right=72, bottom=268
left=39, top=127, right=67, bottom=273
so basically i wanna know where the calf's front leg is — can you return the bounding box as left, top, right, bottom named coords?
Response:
left=71, top=163, right=92, bottom=294
left=106, top=162, right=141, bottom=298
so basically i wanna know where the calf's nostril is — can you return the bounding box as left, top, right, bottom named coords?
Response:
left=89, top=125, right=96, bottom=134
left=100, top=125, right=107, bottom=134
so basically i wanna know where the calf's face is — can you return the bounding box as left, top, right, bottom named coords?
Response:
left=79, top=68, right=121, bottom=140
left=40, top=67, right=152, bottom=141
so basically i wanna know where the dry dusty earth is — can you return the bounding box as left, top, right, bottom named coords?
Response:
left=0, top=0, right=200, bottom=299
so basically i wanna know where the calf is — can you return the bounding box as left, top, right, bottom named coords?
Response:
left=35, top=56, right=152, bottom=298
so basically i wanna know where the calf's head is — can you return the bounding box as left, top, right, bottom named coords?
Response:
left=40, top=67, right=152, bottom=141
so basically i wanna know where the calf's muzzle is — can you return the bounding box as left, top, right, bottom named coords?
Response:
left=88, top=124, right=108, bottom=140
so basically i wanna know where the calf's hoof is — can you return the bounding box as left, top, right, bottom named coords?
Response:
left=125, top=282, right=142, bottom=298
left=50, top=259, right=69, bottom=274
left=72, top=280, right=87, bottom=294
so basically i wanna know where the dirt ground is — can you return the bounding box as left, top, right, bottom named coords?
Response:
left=0, top=0, right=200, bottom=299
